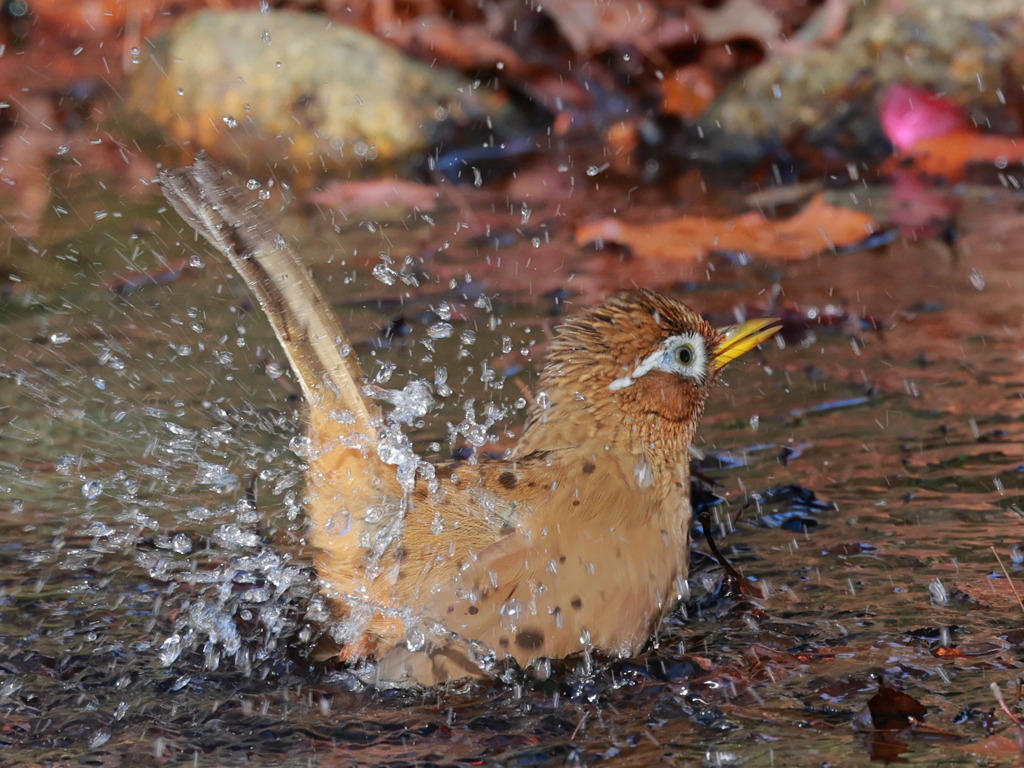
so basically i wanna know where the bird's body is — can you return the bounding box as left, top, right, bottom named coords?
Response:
left=161, top=157, right=780, bottom=684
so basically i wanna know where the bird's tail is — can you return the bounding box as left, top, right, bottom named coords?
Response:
left=161, top=157, right=403, bottom=653
left=159, top=155, right=377, bottom=444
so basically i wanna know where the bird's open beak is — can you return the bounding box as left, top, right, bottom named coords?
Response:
left=711, top=317, right=782, bottom=371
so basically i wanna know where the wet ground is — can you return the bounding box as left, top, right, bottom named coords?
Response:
left=1, top=158, right=1023, bottom=766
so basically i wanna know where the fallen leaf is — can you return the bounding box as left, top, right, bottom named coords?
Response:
left=902, top=131, right=1024, bottom=180
left=693, top=0, right=781, bottom=45
left=539, top=0, right=659, bottom=56
left=575, top=194, right=877, bottom=262
left=955, top=733, right=1024, bottom=760
left=954, top=576, right=1024, bottom=613
left=108, top=259, right=201, bottom=297
left=880, top=83, right=969, bottom=153
left=879, top=84, right=1024, bottom=179
left=867, top=681, right=927, bottom=730
left=309, top=179, right=441, bottom=213
left=399, top=17, right=524, bottom=73
left=662, top=65, right=718, bottom=120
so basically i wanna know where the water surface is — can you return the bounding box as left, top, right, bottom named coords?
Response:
left=1, top=163, right=1022, bottom=766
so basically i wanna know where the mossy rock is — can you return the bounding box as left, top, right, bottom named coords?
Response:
left=128, top=10, right=512, bottom=177
left=695, top=0, right=1024, bottom=163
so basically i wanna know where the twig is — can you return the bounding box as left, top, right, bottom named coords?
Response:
left=991, top=682, right=1023, bottom=727
left=991, top=681, right=1024, bottom=757
left=991, top=546, right=1024, bottom=617
left=570, top=711, right=588, bottom=741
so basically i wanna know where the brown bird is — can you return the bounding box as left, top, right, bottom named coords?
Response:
left=160, top=156, right=781, bottom=685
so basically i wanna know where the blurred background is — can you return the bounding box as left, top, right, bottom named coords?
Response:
left=1, top=1, right=1023, bottom=766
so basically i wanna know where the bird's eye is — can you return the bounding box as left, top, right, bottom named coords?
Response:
left=676, top=344, right=694, bottom=366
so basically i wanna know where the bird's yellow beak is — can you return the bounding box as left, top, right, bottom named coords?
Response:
left=712, top=317, right=782, bottom=371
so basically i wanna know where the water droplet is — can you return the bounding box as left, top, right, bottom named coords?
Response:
left=288, top=435, right=313, bottom=458
left=405, top=625, right=426, bottom=651
left=212, top=523, right=260, bottom=548
left=49, top=332, right=70, bottom=345
left=246, top=179, right=261, bottom=190
left=928, top=578, right=949, bottom=604
left=532, top=656, right=552, bottom=679
left=258, top=189, right=271, bottom=200
left=56, top=145, right=69, bottom=156
left=129, top=46, right=140, bottom=65
left=81, top=480, right=104, bottom=499
left=434, top=367, right=452, bottom=397
left=427, top=322, right=453, bottom=339
left=89, top=730, right=111, bottom=749
left=159, top=634, right=183, bottom=665
left=634, top=457, right=653, bottom=489
left=222, top=115, right=238, bottom=128
left=969, top=268, right=985, bottom=291
left=372, top=263, right=397, bottom=285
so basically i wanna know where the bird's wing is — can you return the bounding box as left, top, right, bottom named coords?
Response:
left=375, top=451, right=691, bottom=684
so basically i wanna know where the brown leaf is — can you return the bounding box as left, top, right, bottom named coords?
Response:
left=575, top=194, right=877, bottom=262
left=399, top=17, right=524, bottom=72
left=903, top=131, right=1024, bottom=180
left=867, top=681, right=927, bottom=730
left=309, top=179, right=441, bottom=213
left=692, top=0, right=781, bottom=45
left=662, top=66, right=718, bottom=120
left=108, top=259, right=200, bottom=297
left=539, top=0, right=659, bottom=56
left=955, top=733, right=1024, bottom=760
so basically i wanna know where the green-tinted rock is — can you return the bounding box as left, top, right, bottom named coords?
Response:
left=696, top=0, right=1024, bottom=160
left=129, top=10, right=507, bottom=176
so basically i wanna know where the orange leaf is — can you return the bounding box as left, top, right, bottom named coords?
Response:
left=904, top=131, right=1024, bottom=180
left=575, top=194, right=877, bottom=262
left=662, top=66, right=718, bottom=120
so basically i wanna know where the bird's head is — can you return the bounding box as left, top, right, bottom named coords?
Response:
left=534, top=289, right=780, bottom=448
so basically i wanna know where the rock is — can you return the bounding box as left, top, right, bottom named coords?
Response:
left=693, top=0, right=1024, bottom=164
left=127, top=10, right=514, bottom=177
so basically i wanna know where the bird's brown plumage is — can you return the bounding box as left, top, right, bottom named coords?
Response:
left=160, top=156, right=779, bottom=684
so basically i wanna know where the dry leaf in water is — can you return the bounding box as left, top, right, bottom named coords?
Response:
left=309, top=179, right=440, bottom=213
left=575, top=194, right=877, bottom=262
left=880, top=84, right=1024, bottom=179
left=900, top=131, right=1024, bottom=180
left=693, top=0, right=781, bottom=45
left=540, top=0, right=659, bottom=55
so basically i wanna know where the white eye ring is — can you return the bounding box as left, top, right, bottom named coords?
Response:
left=609, top=332, right=707, bottom=391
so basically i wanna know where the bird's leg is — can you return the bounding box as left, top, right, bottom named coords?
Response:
left=697, top=508, right=763, bottom=599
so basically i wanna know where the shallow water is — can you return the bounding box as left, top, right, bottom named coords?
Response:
left=1, top=162, right=1022, bottom=766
